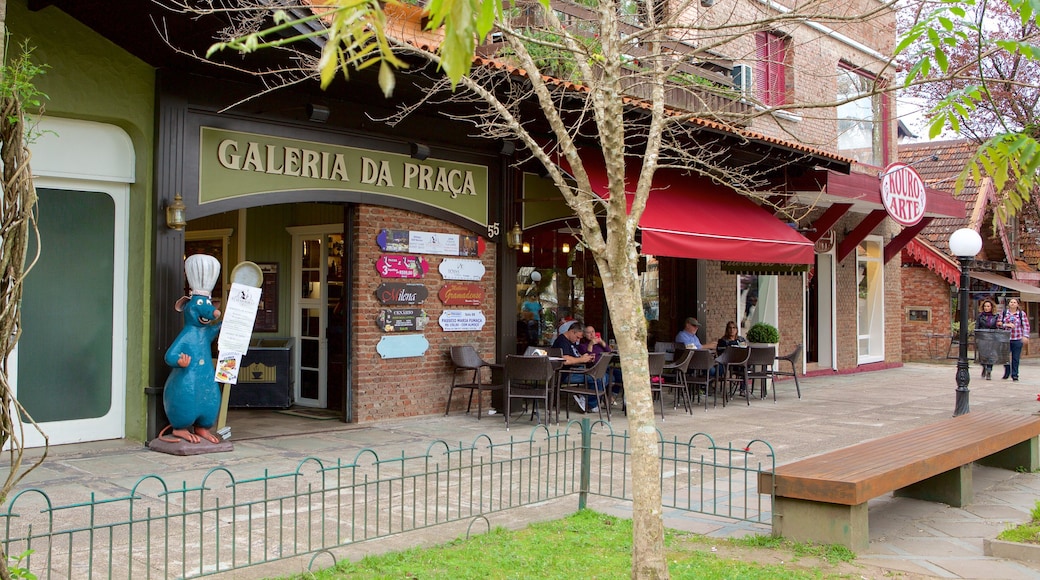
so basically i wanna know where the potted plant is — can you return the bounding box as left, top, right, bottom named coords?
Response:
left=746, top=322, right=780, bottom=346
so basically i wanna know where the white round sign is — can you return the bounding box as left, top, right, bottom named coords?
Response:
left=880, top=163, right=927, bottom=226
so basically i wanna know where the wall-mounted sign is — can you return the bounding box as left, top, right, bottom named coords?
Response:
left=376, top=308, right=430, bottom=332
left=880, top=163, right=927, bottom=227
left=199, top=128, right=490, bottom=231
left=377, top=229, right=485, bottom=257
left=438, top=310, right=487, bottom=331
left=375, top=282, right=429, bottom=305
left=439, top=283, right=483, bottom=306
left=439, top=258, right=485, bottom=281
left=377, top=255, right=429, bottom=279
left=377, top=335, right=430, bottom=359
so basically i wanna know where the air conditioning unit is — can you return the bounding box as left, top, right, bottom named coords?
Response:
left=732, top=64, right=753, bottom=95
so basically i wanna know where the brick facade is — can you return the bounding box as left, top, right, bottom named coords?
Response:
left=351, top=205, right=499, bottom=421
left=900, top=264, right=952, bottom=361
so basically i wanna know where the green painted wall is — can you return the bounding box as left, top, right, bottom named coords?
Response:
left=9, top=1, right=156, bottom=441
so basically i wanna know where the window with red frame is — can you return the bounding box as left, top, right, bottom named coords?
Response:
left=755, top=31, right=790, bottom=107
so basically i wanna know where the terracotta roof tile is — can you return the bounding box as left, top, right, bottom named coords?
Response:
left=382, top=6, right=852, bottom=167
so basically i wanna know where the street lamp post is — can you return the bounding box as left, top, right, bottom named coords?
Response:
left=949, top=228, right=983, bottom=417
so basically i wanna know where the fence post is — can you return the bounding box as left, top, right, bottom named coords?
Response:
left=579, top=417, right=591, bottom=510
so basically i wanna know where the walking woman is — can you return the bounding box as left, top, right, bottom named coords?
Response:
left=976, top=299, right=999, bottom=380
left=1000, top=298, right=1031, bottom=381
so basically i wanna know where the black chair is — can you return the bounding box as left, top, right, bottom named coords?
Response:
left=715, top=346, right=751, bottom=406
left=446, top=346, right=503, bottom=419
left=504, top=355, right=555, bottom=429
left=648, top=351, right=667, bottom=419
left=660, top=349, right=693, bottom=414
left=686, top=349, right=718, bottom=410
left=747, top=345, right=777, bottom=400
left=557, top=353, right=614, bottom=422
left=773, top=343, right=803, bottom=400
left=653, top=341, right=676, bottom=363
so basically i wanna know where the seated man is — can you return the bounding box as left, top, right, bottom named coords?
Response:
left=552, top=320, right=597, bottom=412
left=675, top=317, right=703, bottom=349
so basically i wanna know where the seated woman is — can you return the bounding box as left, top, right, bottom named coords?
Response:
left=716, top=321, right=746, bottom=353
left=579, top=324, right=622, bottom=406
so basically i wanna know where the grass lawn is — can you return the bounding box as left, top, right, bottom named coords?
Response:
left=275, top=510, right=905, bottom=579
left=998, top=500, right=1040, bottom=544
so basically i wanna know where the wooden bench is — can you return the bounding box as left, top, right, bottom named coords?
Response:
left=758, top=411, right=1040, bottom=551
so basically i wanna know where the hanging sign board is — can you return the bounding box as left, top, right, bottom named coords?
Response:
left=377, top=229, right=485, bottom=257
left=376, top=308, right=430, bottom=332
left=438, top=283, right=483, bottom=306
left=439, top=258, right=485, bottom=281
left=375, top=282, right=429, bottom=305
left=376, top=255, right=429, bottom=279
left=438, top=310, right=487, bottom=331
left=377, top=335, right=430, bottom=359
left=880, top=163, right=927, bottom=227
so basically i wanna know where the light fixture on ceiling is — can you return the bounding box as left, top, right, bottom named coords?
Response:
left=522, top=242, right=531, bottom=253
left=307, top=104, right=331, bottom=123
left=561, top=242, right=570, bottom=253
left=165, top=193, right=187, bottom=230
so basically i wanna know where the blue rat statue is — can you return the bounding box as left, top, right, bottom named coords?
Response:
left=159, top=254, right=223, bottom=444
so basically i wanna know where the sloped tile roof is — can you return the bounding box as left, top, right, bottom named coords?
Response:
left=384, top=3, right=853, bottom=167
left=899, top=140, right=981, bottom=249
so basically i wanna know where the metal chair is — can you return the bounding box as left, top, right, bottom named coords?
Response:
left=557, top=353, right=614, bottom=422
left=504, top=355, right=555, bottom=429
left=446, top=346, right=503, bottom=419
left=715, top=345, right=751, bottom=406
left=747, top=345, right=777, bottom=400
left=685, top=349, right=718, bottom=410
left=660, top=349, right=693, bottom=414
left=773, top=343, right=803, bottom=400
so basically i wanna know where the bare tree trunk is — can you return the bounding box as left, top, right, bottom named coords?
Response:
left=600, top=262, right=667, bottom=578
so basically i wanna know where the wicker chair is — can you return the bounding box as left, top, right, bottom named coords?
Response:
left=557, top=353, right=614, bottom=422
left=686, top=349, right=718, bottom=410
left=747, top=345, right=777, bottom=400
left=446, top=346, right=503, bottom=419
left=773, top=343, right=803, bottom=400
left=659, top=349, right=693, bottom=414
left=715, top=346, right=751, bottom=406
left=504, top=355, right=555, bottom=429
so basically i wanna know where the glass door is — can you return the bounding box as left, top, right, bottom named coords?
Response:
left=290, top=227, right=343, bottom=408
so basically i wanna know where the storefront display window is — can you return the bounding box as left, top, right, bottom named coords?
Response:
left=517, top=265, right=584, bottom=346
left=857, top=237, right=884, bottom=362
left=739, top=274, right=778, bottom=333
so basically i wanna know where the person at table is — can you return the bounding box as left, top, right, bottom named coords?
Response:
left=999, top=297, right=1030, bottom=381
left=715, top=321, right=747, bottom=353
left=579, top=324, right=622, bottom=405
left=553, top=320, right=597, bottom=412
left=675, top=317, right=703, bottom=349
left=976, top=299, right=999, bottom=380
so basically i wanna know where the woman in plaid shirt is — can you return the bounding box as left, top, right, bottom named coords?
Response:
left=1000, top=298, right=1031, bottom=381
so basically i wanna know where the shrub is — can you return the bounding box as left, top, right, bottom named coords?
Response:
left=746, top=322, right=779, bottom=344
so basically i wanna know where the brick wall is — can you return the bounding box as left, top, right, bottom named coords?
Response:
left=351, top=205, right=498, bottom=422
left=901, top=264, right=952, bottom=361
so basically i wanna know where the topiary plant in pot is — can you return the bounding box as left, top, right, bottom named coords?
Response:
left=746, top=322, right=780, bottom=345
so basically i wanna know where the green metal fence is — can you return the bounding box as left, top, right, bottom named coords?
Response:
left=2, top=419, right=775, bottom=578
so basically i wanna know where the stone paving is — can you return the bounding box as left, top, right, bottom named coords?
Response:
left=6, top=359, right=1040, bottom=578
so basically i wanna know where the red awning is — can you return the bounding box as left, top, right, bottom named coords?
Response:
left=573, top=152, right=815, bottom=264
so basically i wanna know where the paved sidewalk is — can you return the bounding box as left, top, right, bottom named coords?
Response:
left=7, top=359, right=1040, bottom=578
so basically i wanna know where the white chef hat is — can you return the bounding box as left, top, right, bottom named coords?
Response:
left=176, top=254, right=221, bottom=311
